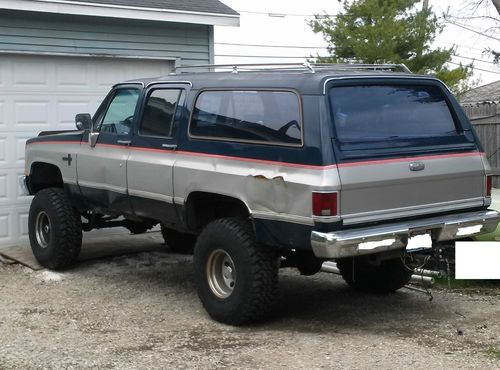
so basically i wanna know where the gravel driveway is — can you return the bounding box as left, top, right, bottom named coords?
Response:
left=1, top=240, right=499, bottom=369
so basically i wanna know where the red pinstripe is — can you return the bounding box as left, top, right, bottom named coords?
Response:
left=27, top=140, right=484, bottom=170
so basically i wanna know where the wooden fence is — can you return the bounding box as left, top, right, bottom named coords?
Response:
left=462, top=102, right=500, bottom=187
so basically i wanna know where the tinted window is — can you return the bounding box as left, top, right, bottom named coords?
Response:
left=140, top=89, right=181, bottom=137
left=329, top=85, right=457, bottom=141
left=190, top=90, right=302, bottom=145
left=100, top=88, right=140, bottom=135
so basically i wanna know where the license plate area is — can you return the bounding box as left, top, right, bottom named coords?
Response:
left=406, top=232, right=433, bottom=251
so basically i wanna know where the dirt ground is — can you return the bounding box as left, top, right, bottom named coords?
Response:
left=1, top=241, right=500, bottom=369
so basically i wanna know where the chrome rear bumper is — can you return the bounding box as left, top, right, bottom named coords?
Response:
left=311, top=210, right=500, bottom=259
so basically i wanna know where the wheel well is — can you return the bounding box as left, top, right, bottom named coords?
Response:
left=29, top=162, right=63, bottom=194
left=185, top=192, right=250, bottom=231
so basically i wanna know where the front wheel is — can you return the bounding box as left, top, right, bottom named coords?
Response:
left=193, top=218, right=279, bottom=325
left=337, top=256, right=412, bottom=294
left=28, top=188, right=82, bottom=270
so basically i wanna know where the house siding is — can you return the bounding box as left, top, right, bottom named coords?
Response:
left=0, top=10, right=211, bottom=65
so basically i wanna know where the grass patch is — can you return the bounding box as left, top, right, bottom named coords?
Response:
left=434, top=276, right=500, bottom=291
left=485, top=347, right=500, bottom=360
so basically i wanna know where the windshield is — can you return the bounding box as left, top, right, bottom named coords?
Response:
left=329, top=84, right=458, bottom=142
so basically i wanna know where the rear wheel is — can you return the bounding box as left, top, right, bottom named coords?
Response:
left=337, top=256, right=412, bottom=293
left=161, top=226, right=196, bottom=254
left=193, top=218, right=279, bottom=325
left=28, top=188, right=82, bottom=270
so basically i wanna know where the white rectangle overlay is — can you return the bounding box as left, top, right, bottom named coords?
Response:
left=406, top=233, right=432, bottom=251
left=455, top=242, right=500, bottom=280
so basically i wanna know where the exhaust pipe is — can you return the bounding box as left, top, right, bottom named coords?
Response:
left=321, top=261, right=435, bottom=287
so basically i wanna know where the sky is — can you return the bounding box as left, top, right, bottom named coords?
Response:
left=214, top=0, right=500, bottom=87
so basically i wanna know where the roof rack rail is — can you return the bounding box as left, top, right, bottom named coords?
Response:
left=174, top=62, right=412, bottom=74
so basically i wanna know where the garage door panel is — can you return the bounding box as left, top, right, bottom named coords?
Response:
left=0, top=174, right=8, bottom=201
left=19, top=211, right=29, bottom=238
left=0, top=137, right=7, bottom=165
left=56, top=61, right=89, bottom=88
left=0, top=100, right=4, bottom=126
left=15, top=100, right=51, bottom=127
left=0, top=170, right=28, bottom=203
left=96, top=63, right=129, bottom=88
left=14, top=61, right=49, bottom=87
left=0, top=54, right=173, bottom=247
left=57, top=100, right=94, bottom=127
left=15, top=135, right=31, bottom=167
left=0, top=206, right=30, bottom=243
left=0, top=210, right=10, bottom=241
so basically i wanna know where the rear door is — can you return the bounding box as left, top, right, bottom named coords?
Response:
left=328, top=80, right=486, bottom=225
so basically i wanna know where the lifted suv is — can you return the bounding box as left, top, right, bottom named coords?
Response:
left=22, top=63, right=500, bottom=325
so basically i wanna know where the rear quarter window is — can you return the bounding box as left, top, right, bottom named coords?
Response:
left=329, top=84, right=458, bottom=142
left=189, top=90, right=303, bottom=146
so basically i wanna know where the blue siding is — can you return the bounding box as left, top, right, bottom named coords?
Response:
left=0, top=10, right=211, bottom=65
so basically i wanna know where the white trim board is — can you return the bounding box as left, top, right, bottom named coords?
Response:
left=0, top=0, right=240, bottom=27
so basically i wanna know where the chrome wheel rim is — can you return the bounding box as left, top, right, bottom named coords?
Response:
left=35, top=211, right=51, bottom=249
left=206, top=249, right=236, bottom=299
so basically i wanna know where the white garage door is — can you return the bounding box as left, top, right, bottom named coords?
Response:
left=0, top=54, right=173, bottom=248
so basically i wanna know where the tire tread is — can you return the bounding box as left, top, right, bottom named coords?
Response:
left=194, top=218, right=279, bottom=325
left=29, top=188, right=82, bottom=270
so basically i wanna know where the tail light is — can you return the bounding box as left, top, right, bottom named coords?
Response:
left=312, top=192, right=338, bottom=217
left=486, top=175, right=492, bottom=197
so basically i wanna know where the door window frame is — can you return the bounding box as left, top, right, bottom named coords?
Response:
left=93, top=85, right=143, bottom=135
left=132, top=83, right=190, bottom=147
left=137, top=88, right=185, bottom=139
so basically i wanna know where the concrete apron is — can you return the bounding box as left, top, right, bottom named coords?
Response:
left=0, top=228, right=164, bottom=270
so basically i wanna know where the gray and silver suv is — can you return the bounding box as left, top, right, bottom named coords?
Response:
left=22, top=63, right=500, bottom=325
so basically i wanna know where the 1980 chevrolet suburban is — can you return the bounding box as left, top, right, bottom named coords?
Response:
left=21, top=63, right=500, bottom=325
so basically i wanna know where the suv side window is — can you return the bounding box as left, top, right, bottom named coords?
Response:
left=140, top=89, right=182, bottom=137
left=189, top=90, right=302, bottom=146
left=98, top=88, right=140, bottom=135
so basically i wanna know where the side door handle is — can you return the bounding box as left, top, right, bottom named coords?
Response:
left=409, top=161, right=425, bottom=171
left=117, top=140, right=132, bottom=145
left=162, top=144, right=177, bottom=150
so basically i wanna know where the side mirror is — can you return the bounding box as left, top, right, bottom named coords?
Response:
left=75, top=113, right=92, bottom=130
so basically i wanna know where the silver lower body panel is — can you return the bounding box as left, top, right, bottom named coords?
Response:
left=311, top=210, right=500, bottom=259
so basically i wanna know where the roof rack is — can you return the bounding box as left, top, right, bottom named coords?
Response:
left=173, top=62, right=412, bottom=74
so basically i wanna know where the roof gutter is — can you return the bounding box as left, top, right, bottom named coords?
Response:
left=0, top=0, right=240, bottom=26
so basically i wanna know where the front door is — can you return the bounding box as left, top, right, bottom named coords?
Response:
left=77, top=86, right=141, bottom=214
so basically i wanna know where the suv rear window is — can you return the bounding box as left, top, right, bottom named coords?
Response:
left=329, top=85, right=458, bottom=142
left=190, top=90, right=302, bottom=146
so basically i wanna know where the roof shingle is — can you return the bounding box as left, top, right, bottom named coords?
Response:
left=460, top=80, right=500, bottom=104
left=64, top=0, right=239, bottom=16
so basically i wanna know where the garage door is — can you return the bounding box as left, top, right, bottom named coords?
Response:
left=0, top=54, right=173, bottom=248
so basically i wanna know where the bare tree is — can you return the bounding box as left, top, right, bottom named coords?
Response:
left=444, top=0, right=500, bottom=63
left=486, top=0, right=500, bottom=61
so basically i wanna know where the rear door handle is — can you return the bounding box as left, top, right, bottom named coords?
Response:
left=117, top=140, right=131, bottom=145
left=162, top=144, right=177, bottom=150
